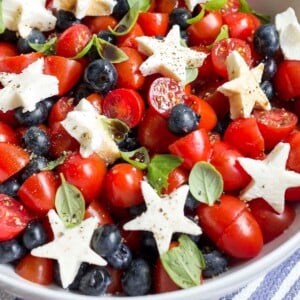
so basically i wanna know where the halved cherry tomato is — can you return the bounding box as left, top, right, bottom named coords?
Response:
left=0, top=142, right=30, bottom=182
left=162, top=166, right=189, bottom=194
left=18, top=171, right=59, bottom=214
left=0, top=194, right=30, bottom=241
left=286, top=130, right=300, bottom=173
left=0, top=42, right=18, bottom=58
left=84, top=200, right=113, bottom=225
left=138, top=12, right=169, bottom=36
left=117, top=23, right=145, bottom=49
left=48, top=97, right=74, bottom=125
left=155, top=0, right=186, bottom=13
left=148, top=77, right=186, bottom=118
left=197, top=194, right=263, bottom=258
left=211, top=38, right=252, bottom=78
left=0, top=121, right=18, bottom=144
left=221, top=0, right=240, bottom=14
left=169, top=128, right=211, bottom=170
left=103, top=88, right=145, bottom=128
left=253, top=108, right=298, bottom=151
left=16, top=254, right=53, bottom=285
left=84, top=16, right=118, bottom=34
left=86, top=92, right=103, bottom=113
left=223, top=117, right=265, bottom=159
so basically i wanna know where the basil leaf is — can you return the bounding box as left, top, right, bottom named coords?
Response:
left=110, top=2, right=140, bottom=36
left=104, top=118, right=129, bottom=142
left=71, top=35, right=95, bottom=59
left=161, top=235, right=205, bottom=289
left=120, top=147, right=150, bottom=170
left=205, top=0, right=227, bottom=11
left=128, top=0, right=150, bottom=12
left=147, top=154, right=183, bottom=194
left=55, top=174, right=85, bottom=228
left=207, top=24, right=229, bottom=49
left=29, top=37, right=57, bottom=55
left=0, top=0, right=5, bottom=34
left=187, top=7, right=205, bottom=25
left=189, top=161, right=223, bottom=205
left=238, top=0, right=271, bottom=23
left=185, top=68, right=198, bottom=85
left=43, top=152, right=68, bottom=171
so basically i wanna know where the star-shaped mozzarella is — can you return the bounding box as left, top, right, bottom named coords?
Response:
left=275, top=7, right=300, bottom=61
left=136, top=25, right=207, bottom=83
left=61, top=98, right=120, bottom=164
left=2, top=0, right=56, bottom=38
left=217, top=51, right=271, bottom=119
left=31, top=210, right=107, bottom=289
left=184, top=0, right=207, bottom=11
left=123, top=181, right=202, bottom=256
left=237, top=142, right=300, bottom=214
left=0, top=58, right=59, bottom=113
left=53, top=0, right=117, bottom=19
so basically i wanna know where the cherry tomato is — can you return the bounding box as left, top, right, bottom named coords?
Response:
left=0, top=109, right=18, bottom=128
left=285, top=186, right=300, bottom=202
left=0, top=42, right=17, bottom=58
left=197, top=194, right=263, bottom=258
left=187, top=11, right=223, bottom=46
left=210, top=141, right=251, bottom=191
left=0, top=121, right=18, bottom=144
left=16, top=254, right=53, bottom=285
left=221, top=0, right=240, bottom=14
left=18, top=171, right=59, bottom=214
left=105, top=163, right=144, bottom=208
left=148, top=77, right=186, bottom=118
left=155, top=0, right=186, bottom=13
left=223, top=117, right=265, bottom=159
left=248, top=198, right=296, bottom=243
left=103, top=88, right=145, bottom=128
left=86, top=93, right=103, bottom=113
left=162, top=166, right=189, bottom=194
left=114, top=47, right=145, bottom=90
left=84, top=200, right=113, bottom=225
left=253, top=108, right=298, bottom=151
left=286, top=130, right=300, bottom=173
left=55, top=24, right=92, bottom=58
left=106, top=266, right=123, bottom=295
left=84, top=16, right=118, bottom=34
left=211, top=38, right=252, bottom=78
left=0, top=142, right=30, bottom=182
left=48, top=97, right=74, bottom=125
left=273, top=60, right=300, bottom=100
left=0, top=194, right=30, bottom=241
left=169, top=128, right=211, bottom=170
left=117, top=23, right=144, bottom=49
left=57, top=152, right=107, bottom=203
left=138, top=12, right=169, bottom=36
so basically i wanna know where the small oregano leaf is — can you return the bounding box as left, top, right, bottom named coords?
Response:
left=189, top=161, right=223, bottom=205
left=71, top=35, right=95, bottom=59
left=185, top=68, right=198, bottom=85
left=42, top=152, right=68, bottom=171
left=0, top=0, right=5, bottom=34
left=207, top=24, right=229, bottom=49
left=29, top=37, right=57, bottom=55
left=161, top=235, right=205, bottom=289
left=187, top=7, right=205, bottom=25
left=120, top=147, right=150, bottom=170
left=147, top=154, right=183, bottom=194
left=239, top=0, right=271, bottom=23
left=55, top=174, right=85, bottom=228
left=104, top=118, right=130, bottom=142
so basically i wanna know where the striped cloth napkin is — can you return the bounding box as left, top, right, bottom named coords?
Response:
left=1, top=248, right=299, bottom=300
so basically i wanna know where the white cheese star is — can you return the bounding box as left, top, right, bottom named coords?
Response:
left=136, top=25, right=207, bottom=83
left=275, top=7, right=300, bottom=61
left=61, top=98, right=120, bottom=164
left=0, top=58, right=59, bottom=113
left=237, top=142, right=300, bottom=214
left=31, top=210, right=107, bottom=289
left=2, top=0, right=57, bottom=38
left=184, top=0, right=207, bottom=11
left=123, top=181, right=202, bottom=256
left=217, top=51, right=271, bottom=119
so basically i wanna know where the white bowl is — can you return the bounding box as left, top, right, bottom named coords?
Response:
left=1, top=1, right=300, bottom=299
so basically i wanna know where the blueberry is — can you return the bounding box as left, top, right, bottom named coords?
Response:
left=78, top=266, right=112, bottom=296
left=72, top=83, right=94, bottom=104
left=128, top=203, right=146, bottom=217
left=14, top=102, right=48, bottom=126
left=260, top=80, right=275, bottom=100
left=55, top=10, right=80, bottom=32
left=112, top=0, right=130, bottom=20
left=261, top=57, right=277, bottom=81
left=0, top=238, right=26, bottom=263
left=106, top=243, right=132, bottom=269
left=121, top=258, right=152, bottom=296
left=0, top=29, right=18, bottom=43
left=22, top=126, right=50, bottom=156
left=140, top=232, right=159, bottom=264
left=117, top=128, right=140, bottom=151
left=202, top=249, right=228, bottom=278
left=0, top=178, right=20, bottom=197
left=253, top=24, right=280, bottom=57
left=169, top=8, right=192, bottom=30
left=97, top=30, right=117, bottom=45
left=213, top=113, right=231, bottom=136
left=17, top=29, right=46, bottom=54
left=167, top=103, right=199, bottom=135
left=19, top=156, right=48, bottom=182
left=83, top=59, right=118, bottom=95
left=41, top=96, right=57, bottom=113
left=22, top=220, right=48, bottom=250
left=185, top=192, right=200, bottom=212
left=91, top=224, right=122, bottom=257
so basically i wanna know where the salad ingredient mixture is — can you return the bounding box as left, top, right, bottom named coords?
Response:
left=0, top=0, right=299, bottom=297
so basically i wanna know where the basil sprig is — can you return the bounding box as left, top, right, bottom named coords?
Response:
left=121, top=147, right=150, bottom=170
left=29, top=37, right=57, bottom=55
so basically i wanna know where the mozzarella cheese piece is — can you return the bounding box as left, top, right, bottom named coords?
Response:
left=53, top=0, right=117, bottom=19
left=275, top=7, right=300, bottom=60
left=2, top=0, right=56, bottom=38
left=61, top=98, right=120, bottom=164
left=0, top=58, right=59, bottom=113
left=237, top=143, right=300, bottom=214
left=31, top=210, right=107, bottom=289
left=184, top=0, right=207, bottom=11
left=136, top=25, right=207, bottom=83
left=217, top=51, right=270, bottom=119
left=123, top=181, right=202, bottom=256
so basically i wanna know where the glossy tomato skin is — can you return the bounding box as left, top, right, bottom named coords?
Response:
left=0, top=121, right=18, bottom=144
left=0, top=42, right=18, bottom=58
left=162, top=166, right=189, bottom=194
left=138, top=12, right=169, bottom=36
left=197, top=194, right=263, bottom=258
left=48, top=97, right=74, bottom=125
left=57, top=152, right=107, bottom=203
left=117, top=23, right=144, bottom=49
left=0, top=194, right=30, bottom=241
left=248, top=198, right=296, bottom=243
left=286, top=130, right=300, bottom=173
left=105, top=163, right=144, bottom=208
left=84, top=16, right=118, bottom=34
left=84, top=200, right=113, bottom=225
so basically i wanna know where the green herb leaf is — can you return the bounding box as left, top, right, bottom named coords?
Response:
left=120, top=147, right=150, bottom=170
left=161, top=235, right=205, bottom=289
left=187, top=7, right=205, bottom=25
left=128, top=0, right=150, bottom=12
left=110, top=2, right=140, bottom=36
left=147, top=154, right=183, bottom=194
left=43, top=152, right=68, bottom=171
left=0, top=0, right=5, bottom=34
left=55, top=174, right=85, bottom=228
left=184, top=68, right=198, bottom=85
left=189, top=161, right=223, bottom=205
left=205, top=0, right=228, bottom=11
left=238, top=0, right=271, bottom=23
left=71, top=35, right=95, bottom=59
left=207, top=24, right=229, bottom=49
left=104, top=118, right=129, bottom=142
left=29, top=37, right=57, bottom=55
